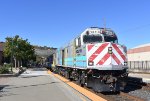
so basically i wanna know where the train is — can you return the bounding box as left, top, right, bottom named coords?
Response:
left=51, top=27, right=128, bottom=92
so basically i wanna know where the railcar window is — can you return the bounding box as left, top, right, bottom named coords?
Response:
left=104, top=36, right=118, bottom=43
left=78, top=37, right=81, bottom=47
left=83, top=35, right=102, bottom=43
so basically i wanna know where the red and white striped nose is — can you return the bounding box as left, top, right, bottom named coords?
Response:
left=111, top=43, right=126, bottom=65
left=87, top=43, right=111, bottom=66
left=86, top=42, right=127, bottom=67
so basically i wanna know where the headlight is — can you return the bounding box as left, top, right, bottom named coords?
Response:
left=88, top=61, right=94, bottom=66
left=108, top=47, right=112, bottom=54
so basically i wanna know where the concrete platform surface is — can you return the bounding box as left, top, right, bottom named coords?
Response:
left=129, top=73, right=150, bottom=83
left=0, top=68, right=91, bottom=101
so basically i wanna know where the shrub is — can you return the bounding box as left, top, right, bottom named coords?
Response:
left=0, top=64, right=11, bottom=74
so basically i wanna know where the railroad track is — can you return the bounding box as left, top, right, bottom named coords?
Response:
left=101, top=91, right=145, bottom=101
left=75, top=77, right=147, bottom=101
left=120, top=92, right=145, bottom=101
left=51, top=70, right=148, bottom=101
left=119, top=81, right=149, bottom=101
left=142, top=83, right=150, bottom=91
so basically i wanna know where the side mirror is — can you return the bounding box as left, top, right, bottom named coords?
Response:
left=122, top=45, right=127, bottom=53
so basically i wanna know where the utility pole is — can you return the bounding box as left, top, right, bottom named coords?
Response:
left=103, top=18, right=106, bottom=31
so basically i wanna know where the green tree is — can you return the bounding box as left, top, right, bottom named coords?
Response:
left=4, top=35, right=36, bottom=67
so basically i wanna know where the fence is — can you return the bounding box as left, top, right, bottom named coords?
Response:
left=128, top=61, right=150, bottom=72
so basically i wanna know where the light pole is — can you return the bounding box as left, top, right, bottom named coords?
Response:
left=11, top=38, right=13, bottom=72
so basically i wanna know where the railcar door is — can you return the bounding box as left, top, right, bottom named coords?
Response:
left=62, top=49, right=65, bottom=65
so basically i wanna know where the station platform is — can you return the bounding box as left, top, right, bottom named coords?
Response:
left=128, top=72, right=150, bottom=83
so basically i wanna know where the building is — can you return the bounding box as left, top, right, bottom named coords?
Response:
left=127, top=43, right=150, bottom=61
left=34, top=45, right=57, bottom=65
left=127, top=43, right=150, bottom=72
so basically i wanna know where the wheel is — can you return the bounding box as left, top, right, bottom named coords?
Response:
left=80, top=72, right=86, bottom=87
left=65, top=71, right=69, bottom=79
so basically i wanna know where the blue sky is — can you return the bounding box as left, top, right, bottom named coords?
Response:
left=0, top=0, right=150, bottom=49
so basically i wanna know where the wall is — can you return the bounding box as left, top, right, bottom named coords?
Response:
left=127, top=45, right=150, bottom=73
left=127, top=45, right=150, bottom=61
left=127, top=52, right=150, bottom=61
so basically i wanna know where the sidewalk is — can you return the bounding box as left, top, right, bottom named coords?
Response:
left=129, top=73, right=150, bottom=83
left=0, top=67, right=26, bottom=77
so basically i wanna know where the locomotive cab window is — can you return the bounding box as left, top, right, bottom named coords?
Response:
left=104, top=35, right=118, bottom=43
left=83, top=35, right=102, bottom=43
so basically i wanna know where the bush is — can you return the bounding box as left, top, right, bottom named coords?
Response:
left=3, top=63, right=11, bottom=68
left=0, top=64, right=11, bottom=74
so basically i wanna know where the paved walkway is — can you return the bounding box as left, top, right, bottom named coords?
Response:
left=0, top=68, right=90, bottom=101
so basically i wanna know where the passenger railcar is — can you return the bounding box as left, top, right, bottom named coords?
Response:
left=52, top=27, right=128, bottom=92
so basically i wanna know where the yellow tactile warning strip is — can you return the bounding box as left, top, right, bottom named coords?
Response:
left=47, top=70, right=107, bottom=101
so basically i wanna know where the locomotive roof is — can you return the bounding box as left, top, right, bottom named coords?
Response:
left=82, top=27, right=117, bottom=37
left=59, top=27, right=117, bottom=49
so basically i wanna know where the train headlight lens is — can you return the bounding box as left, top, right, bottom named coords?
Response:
left=88, top=61, right=94, bottom=66
left=108, top=47, right=112, bottom=54
left=124, top=62, right=127, bottom=66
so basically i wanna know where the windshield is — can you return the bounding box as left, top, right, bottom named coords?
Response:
left=83, top=35, right=102, bottom=43
left=104, top=35, right=118, bottom=43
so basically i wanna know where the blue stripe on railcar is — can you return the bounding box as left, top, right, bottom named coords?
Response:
left=57, top=49, right=62, bottom=65
left=65, top=57, right=74, bottom=61
left=75, top=56, right=87, bottom=68
left=65, top=57, right=74, bottom=67
left=64, top=56, right=87, bottom=68
left=75, top=56, right=86, bottom=61
left=75, top=61, right=87, bottom=67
